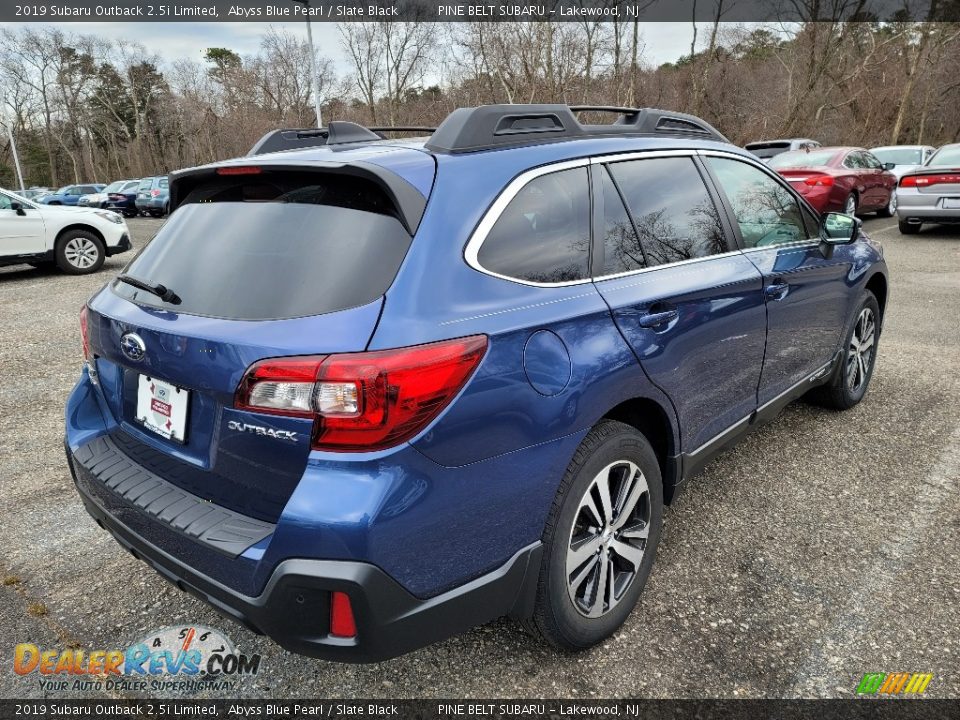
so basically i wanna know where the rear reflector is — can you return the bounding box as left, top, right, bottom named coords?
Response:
left=803, top=175, right=834, bottom=187
left=235, top=336, right=488, bottom=452
left=900, top=173, right=960, bottom=187
left=329, top=591, right=356, bottom=638
left=216, top=166, right=262, bottom=176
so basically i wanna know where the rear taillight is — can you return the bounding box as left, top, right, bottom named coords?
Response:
left=900, top=173, right=960, bottom=187
left=329, top=591, right=357, bottom=638
left=80, top=305, right=90, bottom=362
left=804, top=175, right=834, bottom=187
left=235, top=336, right=488, bottom=452
left=150, top=189, right=161, bottom=197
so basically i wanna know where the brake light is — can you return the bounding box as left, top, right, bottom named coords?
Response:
left=150, top=189, right=161, bottom=197
left=804, top=175, right=834, bottom=187
left=900, top=173, right=960, bottom=187
left=235, top=336, right=488, bottom=451
left=216, top=166, right=262, bottom=176
left=79, top=305, right=90, bottom=361
left=329, top=591, right=356, bottom=638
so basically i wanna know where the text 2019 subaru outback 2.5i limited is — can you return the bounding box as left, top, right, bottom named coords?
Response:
left=65, top=105, right=888, bottom=662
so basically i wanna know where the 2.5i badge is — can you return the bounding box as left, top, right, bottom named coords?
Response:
left=136, top=375, right=189, bottom=442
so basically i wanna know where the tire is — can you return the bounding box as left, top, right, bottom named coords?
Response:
left=877, top=191, right=897, bottom=218
left=55, top=229, right=105, bottom=275
left=843, top=193, right=858, bottom=216
left=898, top=217, right=921, bottom=234
left=808, top=292, right=881, bottom=410
left=524, top=419, right=664, bottom=651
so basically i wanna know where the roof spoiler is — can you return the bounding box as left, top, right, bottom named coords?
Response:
left=248, top=122, right=437, bottom=156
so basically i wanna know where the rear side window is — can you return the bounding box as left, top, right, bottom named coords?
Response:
left=478, top=167, right=590, bottom=284
left=600, top=167, right=644, bottom=275
left=608, top=157, right=727, bottom=266
left=112, top=172, right=413, bottom=320
left=158, top=177, right=168, bottom=189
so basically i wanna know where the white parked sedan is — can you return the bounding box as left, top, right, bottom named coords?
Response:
left=870, top=145, right=937, bottom=179
left=0, top=188, right=132, bottom=274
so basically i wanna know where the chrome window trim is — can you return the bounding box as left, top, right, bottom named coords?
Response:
left=464, top=149, right=718, bottom=288
left=463, top=157, right=593, bottom=288
left=592, top=249, right=744, bottom=283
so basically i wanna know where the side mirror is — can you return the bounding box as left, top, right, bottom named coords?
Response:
left=10, top=201, right=25, bottom=216
left=883, top=162, right=896, bottom=171
left=820, top=212, right=861, bottom=245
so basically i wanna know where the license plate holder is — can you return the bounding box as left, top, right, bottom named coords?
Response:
left=136, top=375, right=189, bottom=443
left=942, top=197, right=960, bottom=209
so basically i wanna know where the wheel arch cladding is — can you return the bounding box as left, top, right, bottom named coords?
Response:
left=57, top=223, right=106, bottom=247
left=602, top=396, right=679, bottom=502
left=865, top=272, right=887, bottom=322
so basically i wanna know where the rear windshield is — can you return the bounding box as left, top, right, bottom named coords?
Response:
left=138, top=178, right=153, bottom=190
left=768, top=150, right=840, bottom=169
left=112, top=172, right=413, bottom=320
left=746, top=142, right=789, bottom=159
left=929, top=146, right=960, bottom=167
left=872, top=148, right=922, bottom=165
left=104, top=181, right=126, bottom=193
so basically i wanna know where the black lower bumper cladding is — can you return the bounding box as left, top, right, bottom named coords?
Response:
left=67, top=439, right=542, bottom=662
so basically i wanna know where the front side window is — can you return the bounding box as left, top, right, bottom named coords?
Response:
left=706, top=156, right=809, bottom=248
left=608, top=157, right=727, bottom=266
left=478, top=167, right=590, bottom=284
left=0, top=193, right=12, bottom=210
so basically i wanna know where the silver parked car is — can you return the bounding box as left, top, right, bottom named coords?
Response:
left=745, top=138, right=821, bottom=162
left=870, top=145, right=937, bottom=179
left=896, top=143, right=960, bottom=234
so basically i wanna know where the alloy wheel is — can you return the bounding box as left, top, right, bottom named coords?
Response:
left=566, top=460, right=650, bottom=618
left=845, top=195, right=857, bottom=215
left=64, top=237, right=100, bottom=269
left=847, top=307, right=876, bottom=393
left=887, top=193, right=897, bottom=215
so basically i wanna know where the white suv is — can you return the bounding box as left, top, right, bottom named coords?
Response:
left=0, top=188, right=131, bottom=274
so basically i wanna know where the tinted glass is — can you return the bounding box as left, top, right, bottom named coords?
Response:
left=601, top=167, right=644, bottom=275
left=479, top=167, right=590, bottom=283
left=104, top=181, right=126, bottom=193
left=872, top=148, right=923, bottom=165
left=862, top=153, right=882, bottom=169
left=706, top=157, right=808, bottom=248
left=843, top=153, right=864, bottom=169
left=768, top=150, right=840, bottom=169
left=159, top=178, right=169, bottom=189
left=138, top=178, right=153, bottom=191
left=0, top=193, right=12, bottom=210
left=929, top=146, right=960, bottom=167
left=112, top=173, right=412, bottom=320
left=608, top=157, right=726, bottom=266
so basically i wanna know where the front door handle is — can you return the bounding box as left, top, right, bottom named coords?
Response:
left=638, top=308, right=679, bottom=328
left=765, top=280, right=789, bottom=301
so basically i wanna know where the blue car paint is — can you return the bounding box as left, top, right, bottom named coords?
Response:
left=66, top=131, right=888, bottom=630
left=39, top=184, right=106, bottom=206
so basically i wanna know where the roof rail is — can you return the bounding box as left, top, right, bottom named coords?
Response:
left=424, top=104, right=728, bottom=154
left=368, top=126, right=437, bottom=137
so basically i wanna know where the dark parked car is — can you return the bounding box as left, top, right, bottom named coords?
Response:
left=79, top=180, right=140, bottom=212
left=37, top=184, right=106, bottom=206
left=100, top=180, right=141, bottom=217
left=135, top=176, right=169, bottom=217
left=66, top=105, right=888, bottom=662
left=768, top=147, right=898, bottom=216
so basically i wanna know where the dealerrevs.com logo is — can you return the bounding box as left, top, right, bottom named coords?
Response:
left=856, top=672, right=934, bottom=696
left=13, top=625, right=261, bottom=693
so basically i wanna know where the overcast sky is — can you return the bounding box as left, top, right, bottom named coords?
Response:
left=11, top=21, right=699, bottom=74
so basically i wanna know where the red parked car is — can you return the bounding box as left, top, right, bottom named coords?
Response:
left=768, top=147, right=898, bottom=216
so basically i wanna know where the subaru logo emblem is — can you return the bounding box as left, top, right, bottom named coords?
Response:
left=120, top=333, right=146, bottom=362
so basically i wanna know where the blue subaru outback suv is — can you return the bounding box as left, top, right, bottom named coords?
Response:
left=66, top=105, right=888, bottom=662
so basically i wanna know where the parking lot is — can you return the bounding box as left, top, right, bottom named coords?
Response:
left=1, top=215, right=957, bottom=699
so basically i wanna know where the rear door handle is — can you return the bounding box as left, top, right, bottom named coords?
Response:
left=638, top=308, right=679, bottom=328
left=765, top=280, right=789, bottom=301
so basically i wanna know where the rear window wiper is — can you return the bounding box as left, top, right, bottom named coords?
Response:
left=117, top=274, right=181, bottom=305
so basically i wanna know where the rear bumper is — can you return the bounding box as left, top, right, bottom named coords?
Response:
left=896, top=191, right=960, bottom=220
left=135, top=198, right=167, bottom=211
left=68, top=440, right=541, bottom=662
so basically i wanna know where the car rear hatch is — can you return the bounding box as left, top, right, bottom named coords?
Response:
left=85, top=160, right=430, bottom=523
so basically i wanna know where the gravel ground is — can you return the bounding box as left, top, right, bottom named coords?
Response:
left=0, top=216, right=958, bottom=699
